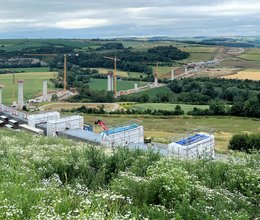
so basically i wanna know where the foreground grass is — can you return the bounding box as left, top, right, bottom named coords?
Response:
left=83, top=115, right=260, bottom=153
left=0, top=71, right=58, bottom=104
left=0, top=129, right=259, bottom=219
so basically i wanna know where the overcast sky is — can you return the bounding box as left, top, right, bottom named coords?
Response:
left=0, top=0, right=260, bottom=38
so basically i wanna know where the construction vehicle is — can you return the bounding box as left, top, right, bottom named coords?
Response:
left=95, top=120, right=109, bottom=131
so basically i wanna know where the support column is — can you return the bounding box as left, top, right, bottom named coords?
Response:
left=185, top=66, right=188, bottom=75
left=43, top=80, right=48, bottom=101
left=0, top=86, right=2, bottom=104
left=17, top=80, right=24, bottom=109
left=171, top=69, right=175, bottom=80
left=107, top=74, right=111, bottom=91
left=134, top=83, right=138, bottom=91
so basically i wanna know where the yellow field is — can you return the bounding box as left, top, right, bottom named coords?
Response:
left=223, top=69, right=260, bottom=80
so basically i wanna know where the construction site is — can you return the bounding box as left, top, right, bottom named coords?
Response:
left=0, top=76, right=215, bottom=159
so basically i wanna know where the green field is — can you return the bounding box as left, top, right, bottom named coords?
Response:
left=84, top=114, right=260, bottom=152
left=93, top=68, right=145, bottom=79
left=88, top=78, right=149, bottom=91
left=126, top=86, right=173, bottom=99
left=128, top=103, right=209, bottom=114
left=0, top=67, right=50, bottom=72
left=238, top=48, right=260, bottom=62
left=0, top=72, right=57, bottom=104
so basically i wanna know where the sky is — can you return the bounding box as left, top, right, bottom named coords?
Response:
left=0, top=0, right=260, bottom=38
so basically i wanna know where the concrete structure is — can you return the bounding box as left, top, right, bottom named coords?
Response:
left=101, top=124, right=144, bottom=147
left=0, top=86, right=3, bottom=104
left=168, top=132, right=215, bottom=159
left=28, top=112, right=60, bottom=127
left=171, top=69, right=175, bottom=80
left=42, top=80, right=48, bottom=101
left=134, top=83, right=138, bottom=91
left=154, top=78, right=158, bottom=86
left=107, top=73, right=114, bottom=92
left=17, top=80, right=24, bottom=109
left=185, top=66, right=188, bottom=75
left=47, top=115, right=84, bottom=137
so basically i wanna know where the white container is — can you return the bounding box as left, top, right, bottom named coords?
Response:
left=47, top=115, right=84, bottom=137
left=168, top=132, right=215, bottom=159
left=101, top=125, right=144, bottom=147
left=28, top=112, right=60, bottom=127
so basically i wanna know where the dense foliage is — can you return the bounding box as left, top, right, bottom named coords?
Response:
left=0, top=130, right=259, bottom=219
left=229, top=134, right=260, bottom=152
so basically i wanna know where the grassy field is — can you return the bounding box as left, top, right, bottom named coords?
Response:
left=0, top=67, right=50, bottom=72
left=88, top=78, right=149, bottom=91
left=83, top=114, right=260, bottom=153
left=238, top=48, right=260, bottom=62
left=126, top=86, right=173, bottom=100
left=127, top=103, right=209, bottom=114
left=222, top=69, right=260, bottom=80
left=0, top=72, right=57, bottom=104
left=93, top=68, right=145, bottom=78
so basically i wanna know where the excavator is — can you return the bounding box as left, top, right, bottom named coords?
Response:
left=95, top=120, right=109, bottom=131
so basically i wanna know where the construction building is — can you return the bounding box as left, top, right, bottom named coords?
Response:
left=168, top=132, right=215, bottom=159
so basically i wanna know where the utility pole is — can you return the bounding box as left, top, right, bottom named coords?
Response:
left=12, top=71, right=15, bottom=105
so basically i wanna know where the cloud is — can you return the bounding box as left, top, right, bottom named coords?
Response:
left=0, top=0, right=259, bottom=37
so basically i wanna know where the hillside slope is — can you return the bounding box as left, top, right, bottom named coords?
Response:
left=0, top=129, right=259, bottom=219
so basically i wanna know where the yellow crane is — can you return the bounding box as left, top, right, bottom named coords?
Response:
left=104, top=56, right=120, bottom=95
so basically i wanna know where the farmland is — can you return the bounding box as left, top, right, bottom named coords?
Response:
left=239, top=48, right=260, bottom=62
left=87, top=78, right=149, bottom=91
left=222, top=69, right=260, bottom=80
left=0, top=71, right=58, bottom=104
left=127, top=103, right=209, bottom=114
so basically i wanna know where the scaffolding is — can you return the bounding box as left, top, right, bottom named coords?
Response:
left=168, top=128, right=215, bottom=159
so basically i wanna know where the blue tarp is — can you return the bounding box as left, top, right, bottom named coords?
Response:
left=176, top=133, right=208, bottom=146
left=104, top=124, right=139, bottom=135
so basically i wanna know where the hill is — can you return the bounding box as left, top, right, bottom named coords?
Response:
left=0, top=129, right=259, bottom=219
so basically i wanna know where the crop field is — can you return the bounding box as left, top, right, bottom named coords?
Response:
left=83, top=114, right=260, bottom=153
left=238, top=48, right=260, bottom=61
left=0, top=39, right=95, bottom=52
left=179, top=52, right=214, bottom=63
left=88, top=78, right=149, bottom=91
left=126, top=86, right=173, bottom=99
left=0, top=67, right=50, bottom=72
left=0, top=72, right=58, bottom=104
left=222, top=69, right=260, bottom=80
left=127, top=103, right=209, bottom=114
left=93, top=68, right=145, bottom=78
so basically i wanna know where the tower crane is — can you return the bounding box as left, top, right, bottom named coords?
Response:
left=103, top=56, right=120, bottom=95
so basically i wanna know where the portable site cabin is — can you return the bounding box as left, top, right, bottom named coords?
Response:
left=9, top=119, right=19, bottom=129
left=28, top=112, right=60, bottom=127
left=168, top=132, right=215, bottom=159
left=47, top=115, right=84, bottom=136
left=0, top=120, right=5, bottom=127
left=100, top=124, right=144, bottom=147
left=0, top=115, right=8, bottom=124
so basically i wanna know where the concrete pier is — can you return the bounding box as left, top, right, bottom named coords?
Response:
left=17, top=80, right=24, bottom=109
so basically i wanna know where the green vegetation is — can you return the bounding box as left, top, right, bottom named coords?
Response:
left=239, top=49, right=260, bottom=62
left=229, top=133, right=260, bottom=152
left=128, top=103, right=209, bottom=114
left=0, top=129, right=259, bottom=219
left=0, top=72, right=57, bottom=104
left=0, top=67, right=49, bottom=73
left=88, top=78, right=149, bottom=91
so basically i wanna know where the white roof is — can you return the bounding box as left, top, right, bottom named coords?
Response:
left=5, top=124, right=13, bottom=128
left=9, top=119, right=18, bottom=124
left=0, top=120, right=4, bottom=123
left=0, top=115, right=8, bottom=119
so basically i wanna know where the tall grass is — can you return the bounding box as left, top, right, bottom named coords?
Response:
left=0, top=129, right=259, bottom=219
